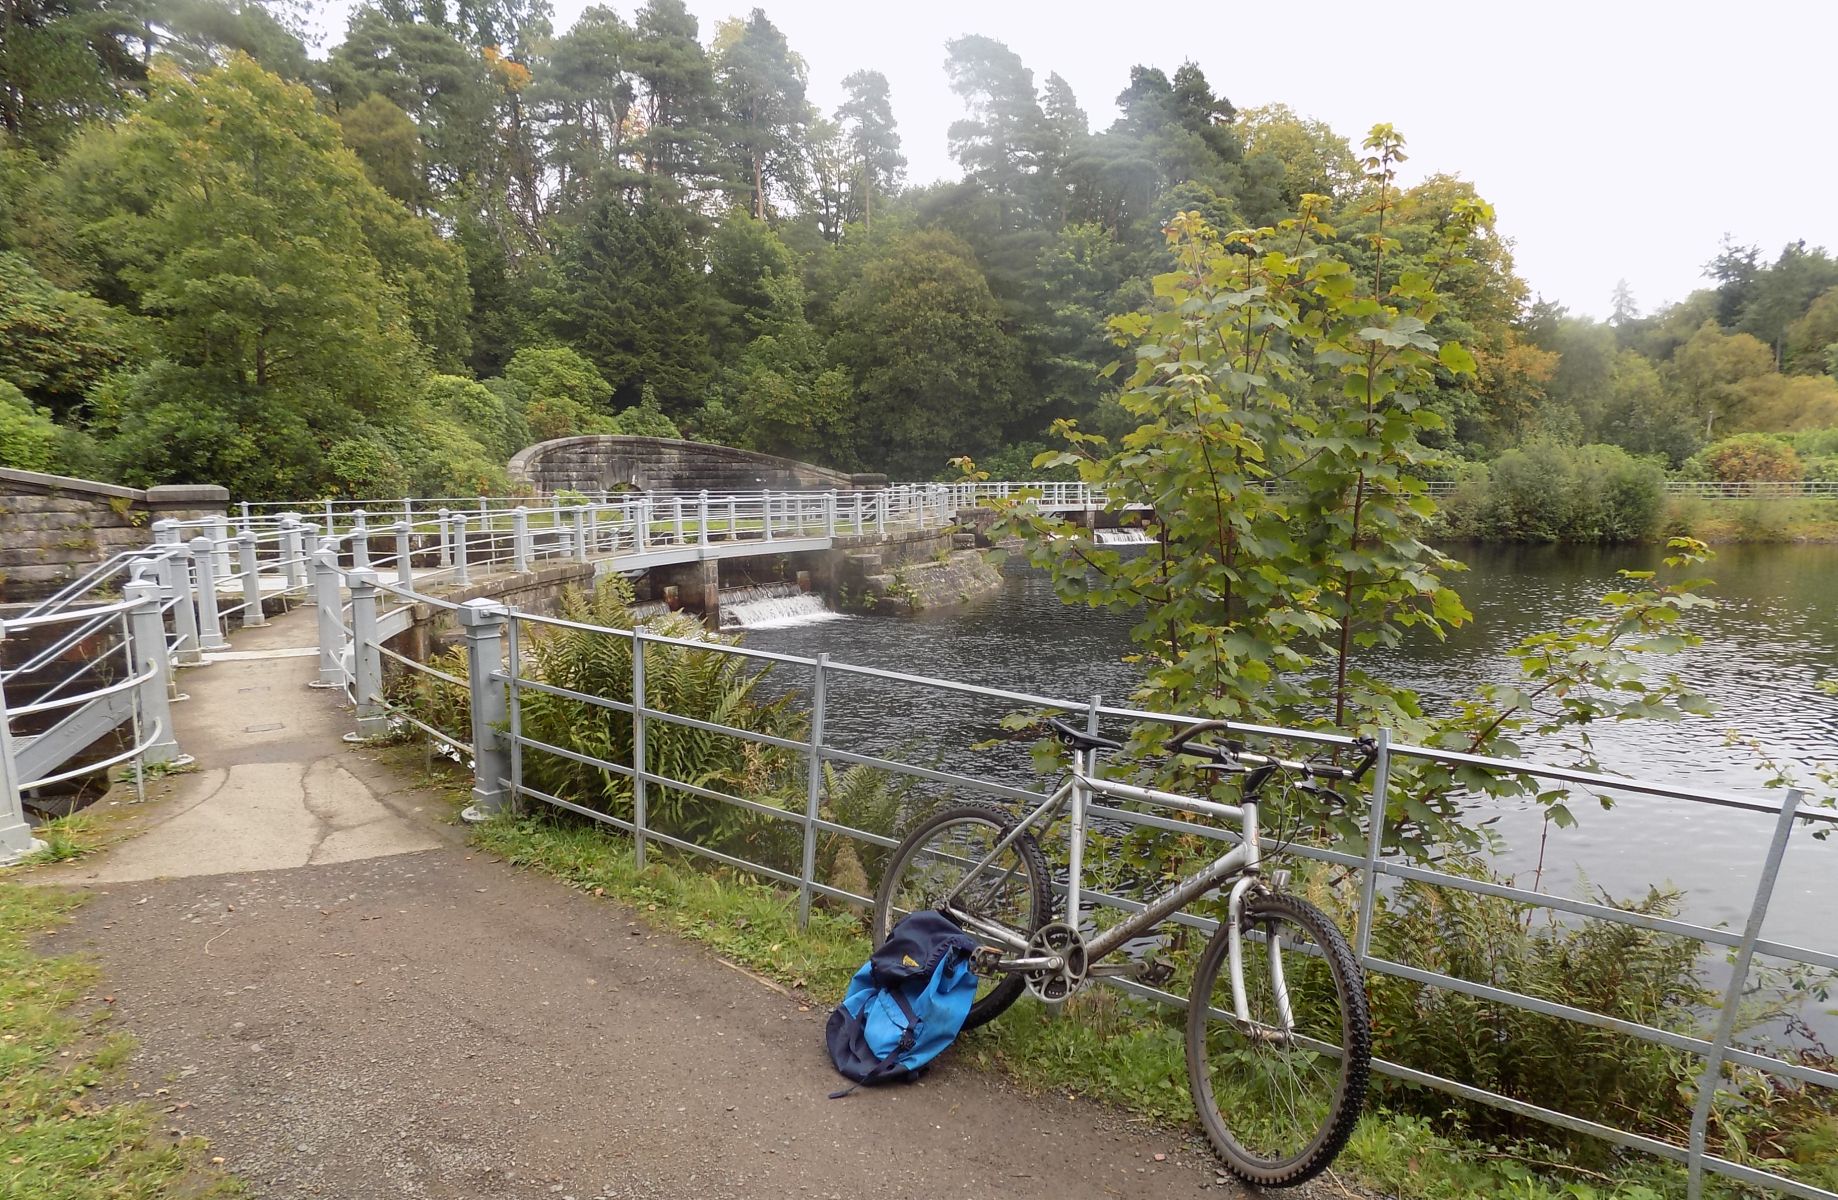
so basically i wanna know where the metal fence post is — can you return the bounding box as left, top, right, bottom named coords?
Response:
left=698, top=490, right=710, bottom=545
left=1685, top=789, right=1803, bottom=1199
left=726, top=496, right=737, bottom=541
left=438, top=508, right=453, bottom=568
left=160, top=542, right=202, bottom=666
left=310, top=540, right=344, bottom=689
left=573, top=506, right=589, bottom=562
left=458, top=599, right=511, bottom=823
left=635, top=498, right=650, bottom=553
left=632, top=627, right=649, bottom=870
left=672, top=496, right=685, bottom=544
left=509, top=506, right=528, bottom=573
left=763, top=490, right=775, bottom=543
left=279, top=514, right=305, bottom=595
left=0, top=623, right=48, bottom=864
left=189, top=535, right=229, bottom=650
left=124, top=576, right=181, bottom=765
left=452, top=513, right=470, bottom=586
left=1355, top=727, right=1391, bottom=961
left=798, top=653, right=829, bottom=929
left=586, top=503, right=599, bottom=555
left=853, top=492, right=864, bottom=536
left=237, top=532, right=267, bottom=628
left=393, top=522, right=414, bottom=589
left=825, top=490, right=837, bottom=538
left=876, top=490, right=887, bottom=536
left=351, top=509, right=370, bottom=570
left=345, top=569, right=385, bottom=741
left=210, top=513, right=232, bottom=578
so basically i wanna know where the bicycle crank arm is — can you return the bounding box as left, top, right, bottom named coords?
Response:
left=976, top=949, right=1064, bottom=973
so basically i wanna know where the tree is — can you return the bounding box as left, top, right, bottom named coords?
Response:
left=337, top=92, right=427, bottom=209
left=1783, top=288, right=1838, bottom=376
left=327, top=8, right=496, bottom=204
left=0, top=0, right=150, bottom=152
left=1668, top=320, right=1773, bottom=437
left=152, top=0, right=309, bottom=80
left=831, top=230, right=1020, bottom=477
left=1739, top=241, right=1838, bottom=366
left=45, top=57, right=451, bottom=494
left=0, top=249, right=141, bottom=417
left=525, top=4, right=636, bottom=211
left=712, top=8, right=809, bottom=219
left=541, top=195, right=715, bottom=412
left=835, top=69, right=903, bottom=231
left=628, top=0, right=722, bottom=205
left=943, top=34, right=1050, bottom=229
left=1237, top=104, right=1357, bottom=208
left=1609, top=278, right=1639, bottom=327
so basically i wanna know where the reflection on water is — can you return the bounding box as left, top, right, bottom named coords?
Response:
left=743, top=543, right=1838, bottom=973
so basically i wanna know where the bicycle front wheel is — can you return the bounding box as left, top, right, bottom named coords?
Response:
left=872, top=804, right=1052, bottom=1031
left=1185, top=891, right=1370, bottom=1187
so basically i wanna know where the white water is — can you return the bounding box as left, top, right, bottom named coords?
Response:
left=720, top=583, right=846, bottom=630
left=1094, top=527, right=1153, bottom=545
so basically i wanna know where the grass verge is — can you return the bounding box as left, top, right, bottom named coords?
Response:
left=0, top=883, right=239, bottom=1200
left=470, top=809, right=1690, bottom=1200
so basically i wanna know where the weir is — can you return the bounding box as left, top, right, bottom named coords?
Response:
left=718, top=583, right=842, bottom=629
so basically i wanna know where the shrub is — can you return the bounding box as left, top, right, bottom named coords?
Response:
left=1444, top=442, right=1664, bottom=542
left=1693, top=432, right=1802, bottom=482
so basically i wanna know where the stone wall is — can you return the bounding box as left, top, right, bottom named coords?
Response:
left=0, top=468, right=229, bottom=605
left=507, top=435, right=885, bottom=496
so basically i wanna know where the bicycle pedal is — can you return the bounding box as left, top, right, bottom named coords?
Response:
left=1135, top=957, right=1175, bottom=987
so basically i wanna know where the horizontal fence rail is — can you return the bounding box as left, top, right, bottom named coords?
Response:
left=4, top=483, right=1835, bottom=1199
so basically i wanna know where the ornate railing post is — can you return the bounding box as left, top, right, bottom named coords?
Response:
left=437, top=508, right=453, bottom=568
left=573, top=506, right=589, bottom=562
left=452, top=513, right=470, bottom=586
left=345, top=569, right=385, bottom=740
left=310, top=539, right=344, bottom=689
left=825, top=490, right=837, bottom=538
left=509, top=506, right=529, bottom=572
left=762, top=490, right=775, bottom=543
left=351, top=509, right=371, bottom=570
left=672, top=495, right=685, bottom=544
left=156, top=530, right=202, bottom=666
left=237, top=531, right=267, bottom=628
left=189, top=535, right=229, bottom=650
left=457, top=599, right=511, bottom=823
left=124, top=575, right=181, bottom=765
left=393, top=522, right=414, bottom=589
left=279, top=513, right=305, bottom=595
left=0, top=623, right=47, bottom=864
left=210, top=513, right=233, bottom=579
left=698, top=490, right=710, bottom=545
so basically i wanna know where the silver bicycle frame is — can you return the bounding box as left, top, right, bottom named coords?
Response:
left=938, top=743, right=1287, bottom=1027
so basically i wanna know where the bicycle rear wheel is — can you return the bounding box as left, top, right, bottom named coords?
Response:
left=872, top=804, right=1052, bottom=1030
left=1185, top=891, right=1370, bottom=1187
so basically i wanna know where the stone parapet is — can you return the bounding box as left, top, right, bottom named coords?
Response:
left=0, top=468, right=229, bottom=604
left=507, top=435, right=880, bottom=497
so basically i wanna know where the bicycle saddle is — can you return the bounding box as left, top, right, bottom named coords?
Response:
left=1045, top=717, right=1122, bottom=752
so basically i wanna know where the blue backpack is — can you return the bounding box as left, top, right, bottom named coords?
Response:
left=825, top=911, right=980, bottom=1097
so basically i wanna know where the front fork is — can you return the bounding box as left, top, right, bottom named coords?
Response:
left=1225, top=874, right=1296, bottom=1036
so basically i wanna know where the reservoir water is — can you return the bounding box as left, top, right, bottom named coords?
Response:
left=740, top=542, right=1838, bottom=991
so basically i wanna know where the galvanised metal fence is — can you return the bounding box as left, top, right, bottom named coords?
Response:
left=285, top=500, right=1838, bottom=1200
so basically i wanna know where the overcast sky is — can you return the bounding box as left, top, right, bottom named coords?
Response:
left=322, top=0, right=1838, bottom=319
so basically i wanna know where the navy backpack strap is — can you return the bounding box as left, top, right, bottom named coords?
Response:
left=828, top=989, right=921, bottom=1100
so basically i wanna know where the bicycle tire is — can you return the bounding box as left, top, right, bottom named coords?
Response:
left=1185, top=891, right=1370, bottom=1187
left=872, top=803, right=1053, bottom=1031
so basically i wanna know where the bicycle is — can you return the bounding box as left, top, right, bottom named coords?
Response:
left=871, top=717, right=1377, bottom=1187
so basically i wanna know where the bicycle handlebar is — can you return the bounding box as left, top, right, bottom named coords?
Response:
left=1163, top=720, right=1378, bottom=783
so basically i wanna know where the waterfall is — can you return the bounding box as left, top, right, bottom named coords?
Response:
left=720, top=583, right=844, bottom=630
left=1094, top=527, right=1153, bottom=545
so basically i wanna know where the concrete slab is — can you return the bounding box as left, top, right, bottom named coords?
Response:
left=36, top=607, right=438, bottom=885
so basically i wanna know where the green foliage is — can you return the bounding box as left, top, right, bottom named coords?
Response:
left=832, top=229, right=1020, bottom=477
left=0, top=378, right=62, bottom=470
left=1441, top=443, right=1666, bottom=542
left=0, top=249, right=141, bottom=417
left=1691, top=432, right=1804, bottom=482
